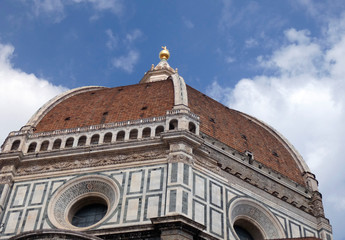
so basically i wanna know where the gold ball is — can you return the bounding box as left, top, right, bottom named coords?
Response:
left=159, top=48, right=170, bottom=60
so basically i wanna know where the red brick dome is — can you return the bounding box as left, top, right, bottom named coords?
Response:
left=31, top=79, right=306, bottom=186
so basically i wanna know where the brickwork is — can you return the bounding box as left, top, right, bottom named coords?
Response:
left=187, top=85, right=305, bottom=186
left=35, top=80, right=174, bottom=132
left=31, top=80, right=305, bottom=186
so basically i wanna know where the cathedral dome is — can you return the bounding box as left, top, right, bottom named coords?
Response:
left=28, top=77, right=307, bottom=186
left=0, top=49, right=331, bottom=240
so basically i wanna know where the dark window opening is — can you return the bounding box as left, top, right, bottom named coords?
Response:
left=142, top=127, right=151, bottom=138
left=129, top=129, right=138, bottom=139
left=241, top=134, right=247, bottom=141
left=65, top=117, right=71, bottom=121
left=103, top=132, right=112, bottom=143
left=78, top=136, right=87, bottom=146
left=91, top=134, right=100, bottom=145
left=233, top=219, right=264, bottom=240
left=70, top=197, right=108, bottom=228
left=116, top=131, right=125, bottom=141
left=169, top=119, right=178, bottom=130
left=53, top=139, right=62, bottom=150
left=234, top=225, right=254, bottom=240
left=141, top=106, right=147, bottom=110
left=209, top=117, right=215, bottom=123
left=101, top=111, right=109, bottom=124
left=155, top=126, right=164, bottom=136
left=40, top=141, right=49, bottom=151
left=11, top=140, right=20, bottom=151
left=27, top=142, right=37, bottom=153
left=248, top=153, right=253, bottom=164
left=189, top=122, right=196, bottom=133
left=71, top=203, right=107, bottom=228
left=272, top=151, right=279, bottom=157
left=65, top=138, right=74, bottom=148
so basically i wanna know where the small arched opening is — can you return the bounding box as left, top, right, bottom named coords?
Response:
left=78, top=136, right=87, bottom=146
left=116, top=131, right=125, bottom=141
left=169, top=119, right=178, bottom=130
left=65, top=138, right=74, bottom=148
left=103, top=132, right=112, bottom=143
left=129, top=129, right=138, bottom=139
left=155, top=126, right=164, bottom=136
left=52, top=139, right=62, bottom=150
left=40, top=141, right=49, bottom=152
left=91, top=134, right=100, bottom=145
left=189, top=122, right=196, bottom=133
left=11, top=140, right=21, bottom=151
left=142, top=128, right=151, bottom=138
left=27, top=142, right=37, bottom=153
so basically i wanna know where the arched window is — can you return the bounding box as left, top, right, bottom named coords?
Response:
left=129, top=129, right=138, bottom=139
left=142, top=127, right=151, bottom=138
left=234, top=225, right=254, bottom=240
left=155, top=126, right=164, bottom=136
left=53, top=139, right=62, bottom=150
left=65, top=137, right=74, bottom=148
left=103, top=132, right=112, bottom=143
left=40, top=140, right=49, bottom=151
left=28, top=142, right=37, bottom=153
left=189, top=122, right=196, bottom=134
left=233, top=219, right=263, bottom=240
left=11, top=140, right=20, bottom=151
left=116, top=131, right=125, bottom=141
left=91, top=134, right=100, bottom=145
left=78, top=136, right=87, bottom=146
left=169, top=119, right=178, bottom=130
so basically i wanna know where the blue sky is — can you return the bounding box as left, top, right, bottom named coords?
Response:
left=1, top=1, right=345, bottom=239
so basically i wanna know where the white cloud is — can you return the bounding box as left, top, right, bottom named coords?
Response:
left=105, top=29, right=118, bottom=50
left=108, top=28, right=143, bottom=73
left=30, top=0, right=124, bottom=22
left=258, top=29, right=323, bottom=77
left=182, top=17, right=194, bottom=29
left=73, top=0, right=124, bottom=16
left=207, top=19, right=345, bottom=238
left=219, top=0, right=259, bottom=31
left=225, top=56, right=236, bottom=63
left=125, top=29, right=143, bottom=44
left=285, top=28, right=311, bottom=44
left=0, top=42, right=67, bottom=147
left=245, top=38, right=258, bottom=48
left=111, top=50, right=139, bottom=73
left=32, top=0, right=65, bottom=23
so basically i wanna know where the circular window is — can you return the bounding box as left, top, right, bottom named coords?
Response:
left=229, top=198, right=285, bottom=240
left=70, top=196, right=108, bottom=228
left=233, top=219, right=264, bottom=240
left=48, top=175, right=120, bottom=230
left=234, top=225, right=254, bottom=240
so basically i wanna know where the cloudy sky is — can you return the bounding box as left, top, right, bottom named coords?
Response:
left=0, top=0, right=344, bottom=238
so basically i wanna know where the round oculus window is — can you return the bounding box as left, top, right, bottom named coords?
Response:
left=47, top=175, right=120, bottom=230
left=70, top=197, right=108, bottom=228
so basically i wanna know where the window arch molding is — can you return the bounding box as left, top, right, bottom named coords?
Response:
left=47, top=175, right=120, bottom=231
left=228, top=197, right=285, bottom=240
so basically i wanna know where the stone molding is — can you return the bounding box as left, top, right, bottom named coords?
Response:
left=9, top=229, right=103, bottom=240
left=16, top=149, right=167, bottom=176
left=47, top=175, right=120, bottom=230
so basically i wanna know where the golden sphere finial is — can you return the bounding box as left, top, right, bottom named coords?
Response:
left=159, top=46, right=170, bottom=60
